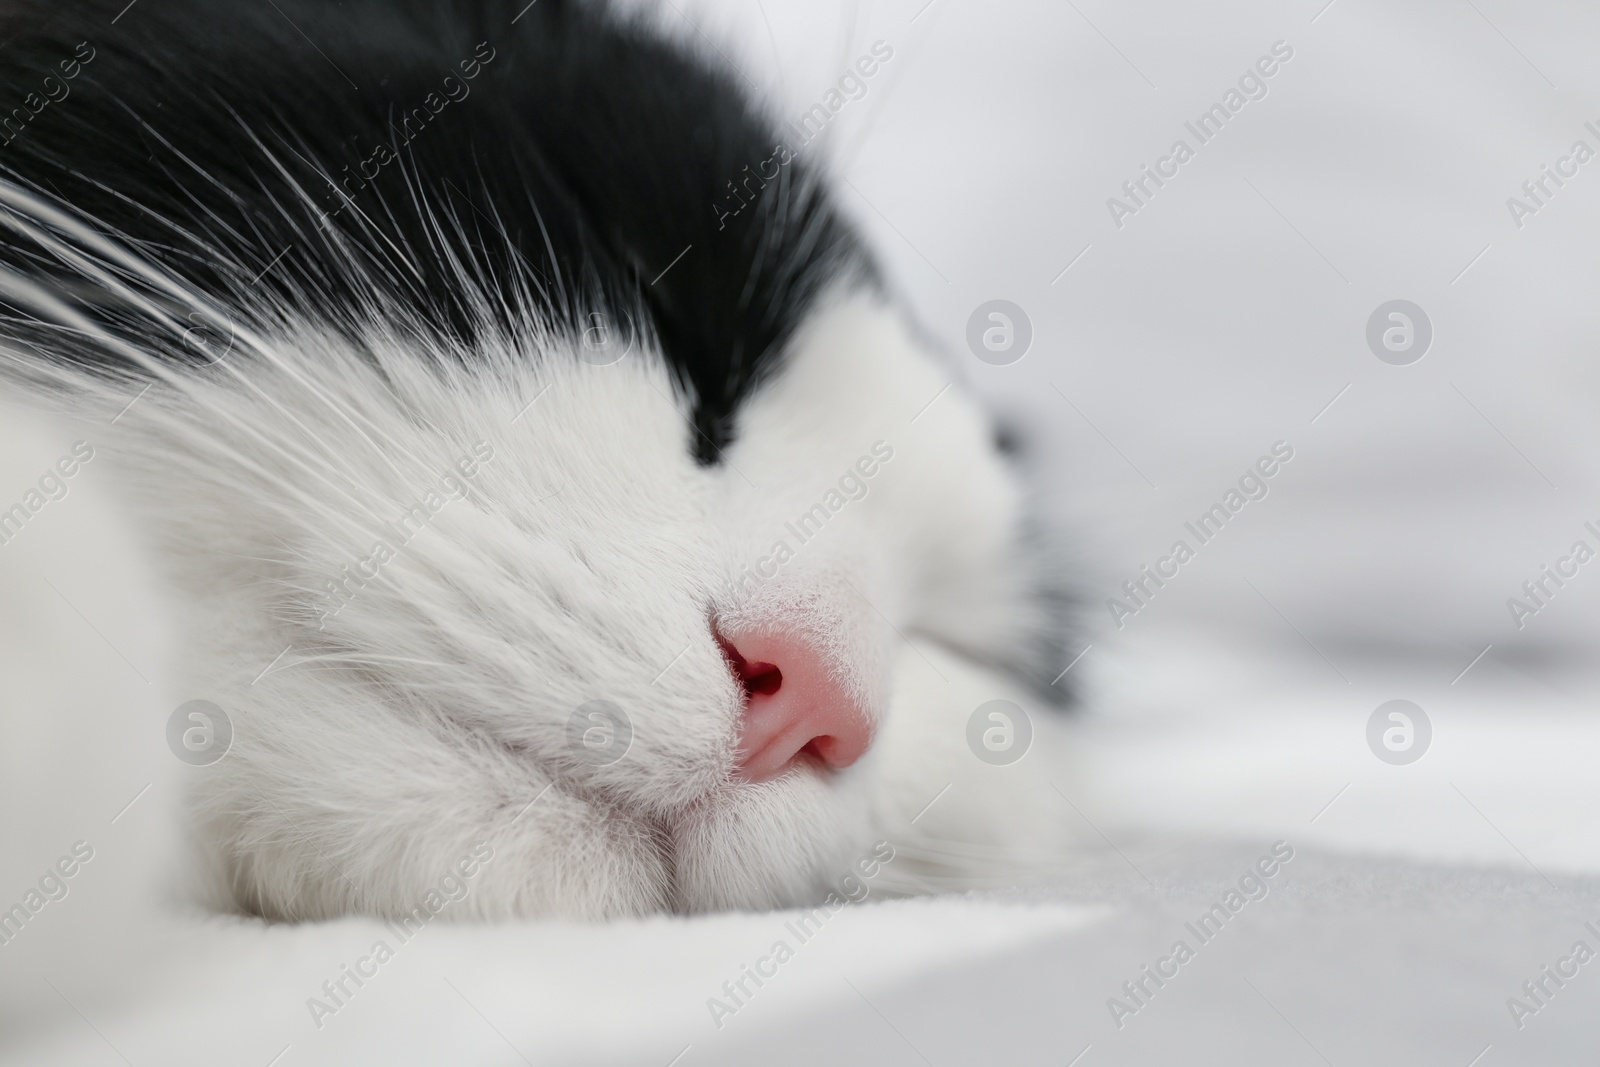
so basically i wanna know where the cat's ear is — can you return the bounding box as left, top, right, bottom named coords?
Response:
left=1011, top=505, right=1086, bottom=708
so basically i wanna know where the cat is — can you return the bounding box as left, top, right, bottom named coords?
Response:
left=0, top=0, right=1075, bottom=923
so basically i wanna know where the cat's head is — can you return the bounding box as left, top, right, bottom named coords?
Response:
left=0, top=0, right=1073, bottom=919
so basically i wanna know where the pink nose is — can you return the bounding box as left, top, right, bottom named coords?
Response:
left=717, top=627, right=872, bottom=783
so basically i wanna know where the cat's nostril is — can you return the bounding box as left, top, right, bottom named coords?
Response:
left=717, top=635, right=782, bottom=696
left=715, top=625, right=872, bottom=783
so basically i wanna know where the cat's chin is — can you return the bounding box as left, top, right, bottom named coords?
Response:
left=668, top=760, right=878, bottom=913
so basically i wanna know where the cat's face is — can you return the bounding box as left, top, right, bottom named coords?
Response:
left=148, top=290, right=1051, bottom=919
left=0, top=0, right=1071, bottom=920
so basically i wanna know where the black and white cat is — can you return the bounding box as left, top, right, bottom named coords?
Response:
left=0, top=0, right=1074, bottom=923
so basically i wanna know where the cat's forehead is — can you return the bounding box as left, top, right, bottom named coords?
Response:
left=0, top=0, right=875, bottom=463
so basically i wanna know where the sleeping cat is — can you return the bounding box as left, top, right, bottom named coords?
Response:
left=0, top=0, right=1074, bottom=922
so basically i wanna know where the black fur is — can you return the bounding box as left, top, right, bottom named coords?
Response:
left=0, top=0, right=872, bottom=462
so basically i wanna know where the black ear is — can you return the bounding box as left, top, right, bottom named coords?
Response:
left=986, top=405, right=1085, bottom=706
left=1015, top=506, right=1087, bottom=710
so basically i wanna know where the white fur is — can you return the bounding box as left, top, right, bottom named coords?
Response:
left=0, top=181, right=1072, bottom=924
